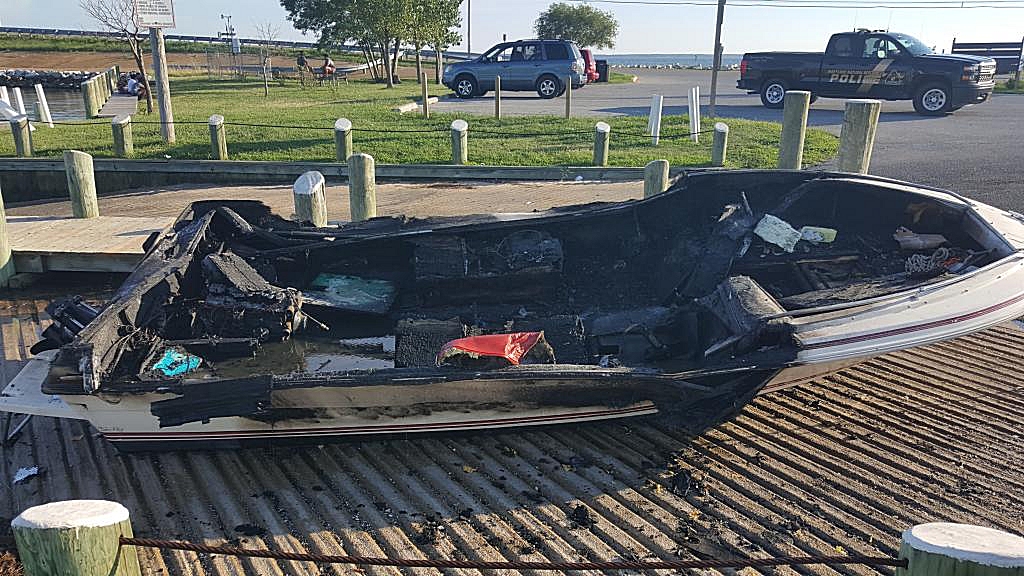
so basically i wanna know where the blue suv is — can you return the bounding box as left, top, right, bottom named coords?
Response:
left=442, top=39, right=586, bottom=99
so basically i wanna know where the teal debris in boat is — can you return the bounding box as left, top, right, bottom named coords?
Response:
left=152, top=348, right=203, bottom=377
left=304, top=274, right=397, bottom=314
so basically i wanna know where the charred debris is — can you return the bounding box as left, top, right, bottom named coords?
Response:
left=36, top=171, right=992, bottom=401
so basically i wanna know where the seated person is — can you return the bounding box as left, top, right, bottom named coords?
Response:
left=126, top=74, right=140, bottom=96
left=322, top=54, right=336, bottom=76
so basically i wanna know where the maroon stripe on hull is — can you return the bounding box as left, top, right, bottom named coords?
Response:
left=104, top=405, right=658, bottom=442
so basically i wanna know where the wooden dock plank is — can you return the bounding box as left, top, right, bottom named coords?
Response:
left=6, top=215, right=171, bottom=272
left=97, top=94, right=138, bottom=118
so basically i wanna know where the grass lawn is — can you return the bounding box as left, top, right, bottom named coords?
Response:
left=994, top=79, right=1024, bottom=94
left=0, top=77, right=838, bottom=168
left=608, top=71, right=638, bottom=84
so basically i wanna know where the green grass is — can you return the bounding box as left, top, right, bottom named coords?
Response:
left=0, top=77, right=838, bottom=168
left=994, top=78, right=1024, bottom=94
left=608, top=71, right=637, bottom=84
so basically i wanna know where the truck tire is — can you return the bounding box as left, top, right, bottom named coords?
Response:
left=536, top=75, right=561, bottom=99
left=760, top=78, right=787, bottom=108
left=454, top=75, right=478, bottom=99
left=913, top=83, right=952, bottom=115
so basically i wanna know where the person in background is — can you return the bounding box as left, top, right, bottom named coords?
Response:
left=126, top=73, right=140, bottom=96
left=322, top=54, right=336, bottom=76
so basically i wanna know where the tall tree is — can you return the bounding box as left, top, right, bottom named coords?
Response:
left=254, top=21, right=281, bottom=97
left=406, top=0, right=461, bottom=84
left=80, top=0, right=154, bottom=113
left=533, top=2, right=619, bottom=49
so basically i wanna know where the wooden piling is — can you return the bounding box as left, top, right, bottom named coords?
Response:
left=348, top=153, right=377, bottom=222
left=494, top=75, right=502, bottom=120
left=898, top=523, right=1024, bottom=576
left=450, top=119, right=468, bottom=165
left=292, top=170, right=329, bottom=227
left=33, top=102, right=45, bottom=123
left=82, top=79, right=98, bottom=118
left=711, top=122, right=729, bottom=167
left=209, top=114, right=228, bottom=160
left=334, top=118, right=353, bottom=161
left=421, top=72, right=430, bottom=118
left=837, top=99, right=881, bottom=174
left=112, top=114, right=134, bottom=157
left=9, top=115, right=32, bottom=157
left=778, top=90, right=811, bottom=169
left=64, top=150, right=99, bottom=219
left=565, top=76, right=572, bottom=119
left=643, top=159, right=670, bottom=198
left=0, top=182, right=15, bottom=287
left=12, top=500, right=142, bottom=576
left=593, top=121, right=610, bottom=167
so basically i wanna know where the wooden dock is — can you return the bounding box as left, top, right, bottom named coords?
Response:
left=6, top=215, right=171, bottom=273
left=97, top=94, right=138, bottom=118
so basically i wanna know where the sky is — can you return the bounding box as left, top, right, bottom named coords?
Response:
left=3, top=0, right=1024, bottom=55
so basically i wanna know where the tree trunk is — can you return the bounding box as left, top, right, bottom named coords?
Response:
left=434, top=44, right=443, bottom=85
left=377, top=41, right=387, bottom=81
left=391, top=40, right=401, bottom=84
left=361, top=44, right=377, bottom=82
left=382, top=39, right=394, bottom=88
left=262, top=49, right=270, bottom=97
left=415, top=43, right=422, bottom=84
left=128, top=35, right=154, bottom=114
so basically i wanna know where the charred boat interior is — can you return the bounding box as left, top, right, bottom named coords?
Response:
left=36, top=171, right=1009, bottom=406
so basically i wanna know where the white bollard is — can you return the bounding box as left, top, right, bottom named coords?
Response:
left=292, top=170, right=328, bottom=227
left=689, top=86, right=702, bottom=143
left=34, top=84, right=54, bottom=128
left=13, top=87, right=26, bottom=115
left=0, top=86, right=9, bottom=105
left=648, top=95, right=663, bottom=146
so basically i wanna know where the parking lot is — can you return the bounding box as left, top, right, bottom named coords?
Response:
left=432, top=68, right=1024, bottom=211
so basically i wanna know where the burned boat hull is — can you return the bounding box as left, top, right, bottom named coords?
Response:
left=5, top=169, right=1024, bottom=450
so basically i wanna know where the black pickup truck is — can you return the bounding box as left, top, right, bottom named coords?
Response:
left=737, top=30, right=997, bottom=115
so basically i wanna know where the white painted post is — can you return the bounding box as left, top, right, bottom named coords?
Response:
left=593, top=121, right=611, bottom=166
left=711, top=122, right=729, bottom=167
left=421, top=72, right=430, bottom=118
left=450, top=119, right=468, bottom=165
left=0, top=86, right=9, bottom=105
left=647, top=95, right=661, bottom=134
left=649, top=95, right=663, bottom=146
left=292, top=170, right=329, bottom=227
left=644, top=159, right=670, bottom=198
left=33, top=84, right=53, bottom=128
left=899, top=523, right=1024, bottom=576
left=13, top=87, right=26, bottom=115
left=347, top=153, right=377, bottom=222
left=12, top=500, right=142, bottom=576
left=689, top=86, right=702, bottom=142
left=334, top=118, right=353, bottom=161
left=837, top=99, right=882, bottom=174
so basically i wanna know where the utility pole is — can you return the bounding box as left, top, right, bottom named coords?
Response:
left=708, top=0, right=726, bottom=118
left=135, top=0, right=176, bottom=144
left=467, top=0, right=472, bottom=57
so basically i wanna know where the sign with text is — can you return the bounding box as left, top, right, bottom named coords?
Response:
left=133, top=0, right=176, bottom=28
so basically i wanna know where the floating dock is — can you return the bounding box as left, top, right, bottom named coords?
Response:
left=7, top=215, right=170, bottom=272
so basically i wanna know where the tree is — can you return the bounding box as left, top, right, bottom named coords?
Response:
left=407, top=0, right=461, bottom=84
left=80, top=0, right=154, bottom=113
left=254, top=21, right=281, bottom=97
left=534, top=2, right=618, bottom=50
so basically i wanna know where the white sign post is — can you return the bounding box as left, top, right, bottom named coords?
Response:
left=134, top=0, right=175, bottom=143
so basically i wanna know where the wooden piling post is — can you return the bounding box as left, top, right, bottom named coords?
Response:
left=421, top=72, right=430, bottom=118
left=33, top=102, right=45, bottom=123
left=0, top=182, right=15, bottom=287
left=494, top=75, right=502, bottom=120
left=711, top=122, right=729, bottom=167
left=9, top=115, right=32, bottom=157
left=111, top=114, right=134, bottom=157
left=565, top=76, right=572, bottom=119
left=209, top=114, right=228, bottom=160
left=593, top=121, right=610, bottom=167
left=12, top=500, right=142, bottom=576
left=450, top=119, right=468, bottom=165
left=347, top=153, right=377, bottom=222
left=643, top=159, right=670, bottom=198
left=64, top=150, right=99, bottom=219
left=777, top=90, right=811, bottom=169
left=837, top=99, right=881, bottom=174
left=292, top=170, right=329, bottom=227
left=82, top=79, right=98, bottom=118
left=334, top=118, right=353, bottom=161
left=898, top=523, right=1024, bottom=576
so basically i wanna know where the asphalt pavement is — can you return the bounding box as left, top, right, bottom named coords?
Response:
left=431, top=69, right=1024, bottom=211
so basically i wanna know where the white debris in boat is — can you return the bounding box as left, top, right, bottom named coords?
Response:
left=800, top=226, right=837, bottom=244
left=754, top=214, right=801, bottom=252
left=13, top=466, right=38, bottom=484
left=893, top=227, right=947, bottom=250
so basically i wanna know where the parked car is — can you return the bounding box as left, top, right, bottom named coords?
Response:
left=737, top=29, right=997, bottom=115
left=580, top=49, right=599, bottom=83
left=442, top=39, right=586, bottom=99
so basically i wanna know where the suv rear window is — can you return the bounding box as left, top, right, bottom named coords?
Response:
left=545, top=43, right=570, bottom=61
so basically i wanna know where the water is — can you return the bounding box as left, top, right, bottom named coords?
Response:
left=595, top=53, right=744, bottom=69
left=7, top=88, right=87, bottom=120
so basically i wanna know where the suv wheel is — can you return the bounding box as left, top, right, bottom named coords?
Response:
left=760, top=78, right=787, bottom=108
left=536, top=75, right=561, bottom=99
left=454, top=75, right=477, bottom=99
left=913, top=82, right=951, bottom=115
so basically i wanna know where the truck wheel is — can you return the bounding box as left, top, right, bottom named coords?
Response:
left=454, top=75, right=477, bottom=99
left=913, top=83, right=951, bottom=115
left=760, top=79, right=787, bottom=108
left=536, top=75, right=561, bottom=99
